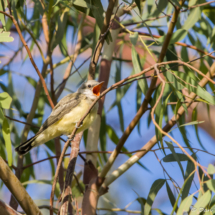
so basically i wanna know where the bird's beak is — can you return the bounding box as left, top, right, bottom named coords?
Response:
left=92, top=81, right=104, bottom=96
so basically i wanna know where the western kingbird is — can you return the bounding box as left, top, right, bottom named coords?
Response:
left=15, top=80, right=104, bottom=155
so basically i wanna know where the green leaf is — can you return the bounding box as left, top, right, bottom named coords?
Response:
left=166, top=44, right=179, bottom=71
left=136, top=84, right=142, bottom=135
left=170, top=170, right=195, bottom=214
left=45, top=150, right=55, bottom=176
left=22, top=179, right=52, bottom=186
left=182, top=153, right=197, bottom=200
left=165, top=141, right=184, bottom=178
left=115, top=64, right=124, bottom=132
left=175, top=99, right=181, bottom=122
left=181, top=47, right=198, bottom=81
left=134, top=0, right=141, bottom=14
left=73, top=0, right=97, bottom=9
left=144, top=179, right=166, bottom=215
left=100, top=110, right=107, bottom=162
left=166, top=182, right=176, bottom=209
left=171, top=0, right=181, bottom=7
left=163, top=153, right=189, bottom=162
left=106, top=125, right=119, bottom=144
left=207, top=164, right=215, bottom=175
left=131, top=45, right=148, bottom=95
left=25, top=76, right=37, bottom=88
left=179, top=121, right=205, bottom=127
left=166, top=72, right=184, bottom=91
left=158, top=29, right=187, bottom=44
left=176, top=195, right=193, bottom=215
left=51, top=8, right=69, bottom=50
left=91, top=0, right=104, bottom=31
left=59, top=31, right=68, bottom=57
left=129, top=32, right=139, bottom=46
left=0, top=1, right=6, bottom=31
left=0, top=107, right=4, bottom=125
left=206, top=180, right=215, bottom=192
left=150, top=0, right=168, bottom=17
left=25, top=152, right=35, bottom=179
left=117, top=102, right=124, bottom=132
left=2, top=118, right=12, bottom=166
left=168, top=70, right=215, bottom=106
left=182, top=7, right=201, bottom=30
left=136, top=197, right=146, bottom=214
left=190, top=190, right=211, bottom=215
left=0, top=92, right=12, bottom=109
left=0, top=30, right=14, bottom=42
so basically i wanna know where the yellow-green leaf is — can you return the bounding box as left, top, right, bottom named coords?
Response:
left=190, top=190, right=211, bottom=215
left=2, top=118, right=12, bottom=166
left=0, top=92, right=12, bottom=109
left=0, top=30, right=14, bottom=42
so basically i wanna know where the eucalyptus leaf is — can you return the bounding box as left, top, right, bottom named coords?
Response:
left=206, top=179, right=215, bottom=192
left=163, top=153, right=189, bottom=162
left=207, top=164, right=215, bottom=175
left=166, top=182, right=176, bottom=209
left=182, top=7, right=201, bottom=30
left=0, top=92, right=12, bottom=109
left=181, top=153, right=196, bottom=201
left=0, top=30, right=14, bottom=42
left=131, top=45, right=148, bottom=95
left=176, top=195, right=193, bottom=215
left=144, top=179, right=166, bottom=215
left=158, top=29, right=187, bottom=44
left=165, top=141, right=184, bottom=178
left=2, top=118, right=12, bottom=166
left=129, top=32, right=139, bottom=46
left=190, top=190, right=211, bottom=215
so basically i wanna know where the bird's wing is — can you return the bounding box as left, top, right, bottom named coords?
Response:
left=37, top=93, right=86, bottom=134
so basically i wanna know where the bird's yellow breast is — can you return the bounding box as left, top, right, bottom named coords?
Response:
left=55, top=98, right=98, bottom=135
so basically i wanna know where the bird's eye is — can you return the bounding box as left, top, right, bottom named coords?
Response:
left=88, top=84, right=91, bottom=88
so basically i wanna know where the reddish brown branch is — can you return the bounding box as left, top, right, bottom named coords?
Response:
left=59, top=132, right=83, bottom=215
left=99, top=0, right=185, bottom=179
left=0, top=200, right=22, bottom=215
left=101, top=61, right=215, bottom=191
left=15, top=146, right=215, bottom=170
left=128, top=30, right=215, bottom=60
left=0, top=11, right=54, bottom=109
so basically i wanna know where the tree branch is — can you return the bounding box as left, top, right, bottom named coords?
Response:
left=0, top=200, right=22, bottom=215
left=101, top=61, right=215, bottom=192
left=88, top=0, right=117, bottom=80
left=59, top=132, right=83, bottom=215
left=99, top=0, right=185, bottom=179
left=0, top=11, right=54, bottom=109
left=0, top=157, right=42, bottom=215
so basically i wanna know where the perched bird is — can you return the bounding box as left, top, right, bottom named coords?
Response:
left=15, top=80, right=104, bottom=155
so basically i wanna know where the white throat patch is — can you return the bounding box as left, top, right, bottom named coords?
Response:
left=80, top=89, right=97, bottom=100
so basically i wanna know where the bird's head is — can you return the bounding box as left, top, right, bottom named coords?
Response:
left=77, top=80, right=104, bottom=99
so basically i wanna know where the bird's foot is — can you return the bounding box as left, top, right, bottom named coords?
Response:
left=67, top=135, right=74, bottom=141
left=75, top=121, right=83, bottom=129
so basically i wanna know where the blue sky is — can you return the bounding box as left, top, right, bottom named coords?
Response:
left=1, top=1, right=215, bottom=214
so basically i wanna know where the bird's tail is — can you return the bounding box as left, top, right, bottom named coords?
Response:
left=15, top=136, right=37, bottom=155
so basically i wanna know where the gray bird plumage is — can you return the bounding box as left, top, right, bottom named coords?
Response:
left=15, top=80, right=103, bottom=155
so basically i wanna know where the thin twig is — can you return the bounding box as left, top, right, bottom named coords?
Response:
left=54, top=56, right=90, bottom=93
left=88, top=0, right=118, bottom=80
left=154, top=151, right=180, bottom=193
left=125, top=30, right=215, bottom=60
left=0, top=11, right=54, bottom=109
left=152, top=64, right=211, bottom=179
left=181, top=0, right=215, bottom=12
left=20, top=146, right=215, bottom=170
